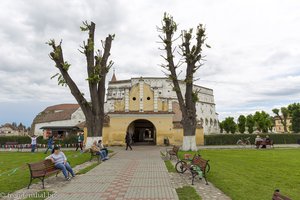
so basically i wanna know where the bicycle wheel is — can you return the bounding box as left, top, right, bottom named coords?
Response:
left=175, top=160, right=188, bottom=173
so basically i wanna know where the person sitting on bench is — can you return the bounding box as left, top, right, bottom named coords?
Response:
left=97, top=139, right=108, bottom=156
left=48, top=146, right=75, bottom=181
left=91, top=141, right=109, bottom=161
left=255, top=135, right=263, bottom=148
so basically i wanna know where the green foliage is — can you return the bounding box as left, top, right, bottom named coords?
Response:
left=237, top=115, right=246, bottom=133
left=222, top=117, right=236, bottom=134
left=191, top=91, right=199, bottom=103
left=162, top=12, right=177, bottom=33
left=86, top=73, right=100, bottom=83
left=50, top=73, right=67, bottom=87
left=0, top=135, right=78, bottom=146
left=288, top=103, right=300, bottom=114
left=288, top=103, right=300, bottom=132
left=62, top=61, right=71, bottom=71
left=253, top=111, right=272, bottom=133
left=80, top=20, right=90, bottom=31
left=246, top=114, right=255, bottom=133
left=204, top=134, right=300, bottom=145
left=272, top=108, right=280, bottom=115
left=176, top=186, right=202, bottom=200
left=292, top=109, right=300, bottom=132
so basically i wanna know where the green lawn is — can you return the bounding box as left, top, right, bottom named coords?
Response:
left=178, top=149, right=300, bottom=200
left=176, top=186, right=202, bottom=200
left=0, top=151, right=90, bottom=194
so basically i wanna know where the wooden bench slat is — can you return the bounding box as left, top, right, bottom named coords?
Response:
left=27, top=159, right=63, bottom=189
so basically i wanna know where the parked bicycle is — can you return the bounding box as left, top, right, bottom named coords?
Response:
left=236, top=137, right=251, bottom=147
left=175, top=153, right=210, bottom=174
left=175, top=152, right=211, bottom=185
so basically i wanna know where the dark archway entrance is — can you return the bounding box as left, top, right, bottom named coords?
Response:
left=127, top=119, right=156, bottom=145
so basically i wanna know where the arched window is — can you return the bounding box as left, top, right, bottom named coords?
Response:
left=210, top=118, right=213, bottom=126
left=214, top=119, right=217, bottom=127
left=205, top=118, right=208, bottom=125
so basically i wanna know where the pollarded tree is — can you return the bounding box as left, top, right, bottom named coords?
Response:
left=47, top=21, right=114, bottom=146
left=272, top=107, right=289, bottom=132
left=158, top=13, right=210, bottom=150
left=237, top=115, right=246, bottom=134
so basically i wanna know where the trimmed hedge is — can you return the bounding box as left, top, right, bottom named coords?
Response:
left=204, top=134, right=300, bottom=145
left=0, top=135, right=78, bottom=146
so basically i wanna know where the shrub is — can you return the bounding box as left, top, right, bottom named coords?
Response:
left=0, top=135, right=78, bottom=147
left=204, top=133, right=300, bottom=145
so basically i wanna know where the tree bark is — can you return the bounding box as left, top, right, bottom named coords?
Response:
left=48, top=21, right=113, bottom=140
left=159, top=14, right=207, bottom=150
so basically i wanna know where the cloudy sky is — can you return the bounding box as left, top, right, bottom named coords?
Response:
left=0, top=0, right=300, bottom=127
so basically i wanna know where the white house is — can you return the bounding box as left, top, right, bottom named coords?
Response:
left=31, top=104, right=85, bottom=138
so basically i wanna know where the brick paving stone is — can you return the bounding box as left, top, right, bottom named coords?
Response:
left=45, top=146, right=179, bottom=200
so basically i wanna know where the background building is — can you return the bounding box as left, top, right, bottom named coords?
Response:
left=273, top=116, right=292, bottom=133
left=31, top=74, right=219, bottom=145
left=0, top=123, right=28, bottom=136
left=31, top=104, right=85, bottom=138
left=106, top=75, right=219, bottom=135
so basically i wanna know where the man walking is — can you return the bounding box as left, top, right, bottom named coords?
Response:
left=125, top=132, right=132, bottom=150
left=75, top=132, right=84, bottom=152
left=44, top=134, right=54, bottom=154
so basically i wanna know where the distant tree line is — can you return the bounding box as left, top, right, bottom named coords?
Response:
left=219, top=102, right=300, bottom=134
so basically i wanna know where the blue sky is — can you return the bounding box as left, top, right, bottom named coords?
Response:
left=1, top=0, right=300, bottom=127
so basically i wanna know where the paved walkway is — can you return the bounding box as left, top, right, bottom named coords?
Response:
left=47, top=146, right=178, bottom=200
left=169, top=162, right=231, bottom=200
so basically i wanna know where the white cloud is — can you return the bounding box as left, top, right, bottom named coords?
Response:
left=0, top=0, right=300, bottom=126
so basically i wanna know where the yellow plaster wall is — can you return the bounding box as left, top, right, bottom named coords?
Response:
left=170, top=128, right=204, bottom=146
left=142, top=84, right=154, bottom=111
left=129, top=84, right=139, bottom=111
left=157, top=100, right=168, bottom=112
left=101, top=115, right=204, bottom=146
left=100, top=81, right=205, bottom=146
left=114, top=100, right=125, bottom=111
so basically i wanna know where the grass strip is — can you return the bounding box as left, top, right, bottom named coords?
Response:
left=176, top=186, right=201, bottom=200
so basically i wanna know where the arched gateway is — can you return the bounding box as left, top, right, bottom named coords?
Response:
left=127, top=119, right=156, bottom=145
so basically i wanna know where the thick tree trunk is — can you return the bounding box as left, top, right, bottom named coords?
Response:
left=181, top=119, right=197, bottom=151
left=86, top=115, right=103, bottom=137
left=182, top=136, right=197, bottom=151
left=85, top=115, right=103, bottom=148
